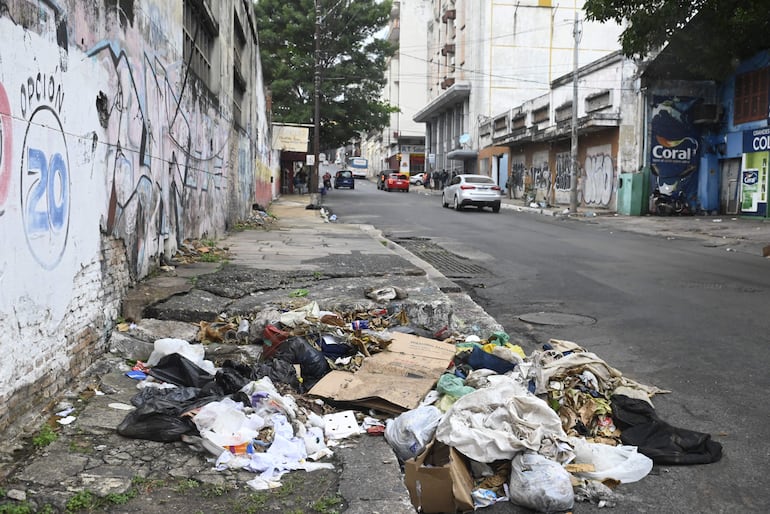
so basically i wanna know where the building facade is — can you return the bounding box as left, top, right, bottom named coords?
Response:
left=414, top=0, right=624, bottom=178
left=0, top=0, right=271, bottom=437
left=364, top=0, right=430, bottom=176
left=481, top=52, right=643, bottom=211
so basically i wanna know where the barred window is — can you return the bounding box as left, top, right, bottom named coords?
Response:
left=183, top=1, right=218, bottom=90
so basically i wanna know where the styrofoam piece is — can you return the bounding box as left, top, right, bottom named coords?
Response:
left=322, top=410, right=361, bottom=440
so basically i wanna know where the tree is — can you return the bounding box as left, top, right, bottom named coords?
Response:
left=254, top=0, right=397, bottom=149
left=584, top=0, right=770, bottom=78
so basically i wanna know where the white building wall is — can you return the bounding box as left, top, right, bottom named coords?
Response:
left=0, top=0, right=268, bottom=438
left=422, top=0, right=624, bottom=157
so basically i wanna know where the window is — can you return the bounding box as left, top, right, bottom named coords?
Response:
left=233, top=10, right=247, bottom=126
left=734, top=67, right=769, bottom=124
left=183, top=0, right=219, bottom=90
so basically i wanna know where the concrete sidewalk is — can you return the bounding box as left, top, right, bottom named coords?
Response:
left=0, top=197, right=504, bottom=514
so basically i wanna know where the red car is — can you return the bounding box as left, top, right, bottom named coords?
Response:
left=384, top=173, right=410, bottom=192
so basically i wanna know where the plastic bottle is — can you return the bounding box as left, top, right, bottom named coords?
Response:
left=237, top=319, right=250, bottom=342
left=225, top=441, right=255, bottom=455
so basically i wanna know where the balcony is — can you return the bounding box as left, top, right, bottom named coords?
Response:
left=441, top=43, right=455, bottom=56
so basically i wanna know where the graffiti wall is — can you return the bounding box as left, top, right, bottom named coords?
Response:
left=0, top=0, right=270, bottom=437
left=582, top=144, right=615, bottom=207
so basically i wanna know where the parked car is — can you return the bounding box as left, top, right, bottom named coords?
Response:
left=334, top=170, right=355, bottom=189
left=377, top=169, right=398, bottom=190
left=384, top=173, right=410, bottom=192
left=409, top=172, right=426, bottom=186
left=442, top=174, right=502, bottom=212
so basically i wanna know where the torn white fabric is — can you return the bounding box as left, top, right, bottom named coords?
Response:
left=435, top=380, right=570, bottom=463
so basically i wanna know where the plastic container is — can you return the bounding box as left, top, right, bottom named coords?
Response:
left=351, top=320, right=370, bottom=330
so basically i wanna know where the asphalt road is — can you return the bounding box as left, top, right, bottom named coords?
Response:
left=324, top=178, right=770, bottom=513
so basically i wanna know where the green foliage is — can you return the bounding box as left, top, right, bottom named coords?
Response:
left=583, top=0, right=770, bottom=78
left=199, top=252, right=223, bottom=263
left=174, top=479, right=200, bottom=492
left=312, top=494, right=343, bottom=513
left=0, top=503, right=34, bottom=514
left=65, top=491, right=97, bottom=512
left=254, top=0, right=397, bottom=149
left=31, top=424, right=57, bottom=448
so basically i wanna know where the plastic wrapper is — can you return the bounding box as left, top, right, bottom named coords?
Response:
left=384, top=405, right=442, bottom=462
left=508, top=452, right=574, bottom=513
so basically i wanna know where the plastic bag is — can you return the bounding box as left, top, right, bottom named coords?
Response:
left=117, top=406, right=196, bottom=442
left=436, top=373, right=475, bottom=399
left=271, top=336, right=330, bottom=390
left=147, top=338, right=216, bottom=375
left=148, top=353, right=215, bottom=388
left=384, top=405, right=442, bottom=462
left=508, top=452, right=574, bottom=513
left=570, top=437, right=653, bottom=483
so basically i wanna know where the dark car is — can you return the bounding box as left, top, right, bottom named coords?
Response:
left=384, top=173, right=410, bottom=192
left=377, top=169, right=398, bottom=190
left=334, top=170, right=355, bottom=189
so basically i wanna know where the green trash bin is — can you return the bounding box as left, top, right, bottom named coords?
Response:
left=617, top=173, right=644, bottom=215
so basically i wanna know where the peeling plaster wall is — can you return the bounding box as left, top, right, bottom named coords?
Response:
left=0, top=0, right=270, bottom=438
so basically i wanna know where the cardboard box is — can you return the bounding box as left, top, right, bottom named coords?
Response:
left=308, top=332, right=455, bottom=414
left=404, top=438, right=474, bottom=514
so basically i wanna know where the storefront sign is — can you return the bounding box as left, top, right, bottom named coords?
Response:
left=742, top=127, right=770, bottom=153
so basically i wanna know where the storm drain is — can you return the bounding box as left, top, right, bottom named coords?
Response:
left=394, top=237, right=489, bottom=277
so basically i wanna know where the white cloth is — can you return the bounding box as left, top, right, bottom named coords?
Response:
left=435, top=380, right=570, bottom=463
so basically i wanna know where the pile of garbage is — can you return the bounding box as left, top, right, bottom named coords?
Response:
left=112, top=292, right=722, bottom=511
left=384, top=336, right=723, bottom=512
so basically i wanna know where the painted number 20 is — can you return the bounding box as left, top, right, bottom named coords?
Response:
left=25, top=147, right=69, bottom=233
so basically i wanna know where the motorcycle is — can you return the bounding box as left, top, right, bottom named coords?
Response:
left=650, top=164, right=695, bottom=216
left=653, top=182, right=690, bottom=216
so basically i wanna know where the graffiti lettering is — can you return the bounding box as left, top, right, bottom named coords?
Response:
left=25, top=148, right=69, bottom=232
left=583, top=151, right=614, bottom=206
left=20, top=71, right=64, bottom=118
left=20, top=105, right=70, bottom=269
left=555, top=152, right=571, bottom=191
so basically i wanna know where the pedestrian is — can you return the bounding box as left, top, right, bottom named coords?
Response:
left=441, top=169, right=449, bottom=189
left=293, top=171, right=302, bottom=194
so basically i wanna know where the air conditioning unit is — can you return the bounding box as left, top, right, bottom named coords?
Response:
left=692, top=104, right=723, bottom=125
left=393, top=131, right=399, bottom=138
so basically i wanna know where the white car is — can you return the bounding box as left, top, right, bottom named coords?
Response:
left=442, top=174, right=502, bottom=212
left=409, top=172, right=426, bottom=185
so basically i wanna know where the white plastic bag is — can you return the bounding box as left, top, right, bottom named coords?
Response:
left=508, top=452, right=574, bottom=513
left=569, top=437, right=653, bottom=483
left=384, top=405, right=442, bottom=462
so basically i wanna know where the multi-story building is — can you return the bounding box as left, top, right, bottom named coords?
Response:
left=414, top=0, right=623, bottom=178
left=364, top=0, right=431, bottom=175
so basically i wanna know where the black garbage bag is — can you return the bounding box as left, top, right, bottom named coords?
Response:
left=117, top=405, right=197, bottom=442
left=148, top=353, right=215, bottom=388
left=270, top=336, right=331, bottom=390
left=214, top=366, right=250, bottom=395
left=253, top=358, right=301, bottom=390
left=611, top=394, right=723, bottom=465
left=118, top=385, right=221, bottom=442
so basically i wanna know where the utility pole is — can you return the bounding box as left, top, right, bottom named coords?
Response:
left=312, top=0, right=321, bottom=198
left=569, top=10, right=581, bottom=214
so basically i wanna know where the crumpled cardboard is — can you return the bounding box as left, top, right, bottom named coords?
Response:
left=404, top=437, right=474, bottom=513
left=308, top=332, right=455, bottom=414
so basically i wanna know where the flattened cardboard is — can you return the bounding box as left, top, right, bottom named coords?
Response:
left=404, top=437, right=474, bottom=513
left=308, top=332, right=454, bottom=414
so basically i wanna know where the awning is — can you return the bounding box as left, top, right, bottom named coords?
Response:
left=447, top=149, right=478, bottom=160
left=413, top=82, right=472, bottom=123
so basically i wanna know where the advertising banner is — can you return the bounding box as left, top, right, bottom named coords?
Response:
left=649, top=96, right=701, bottom=205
